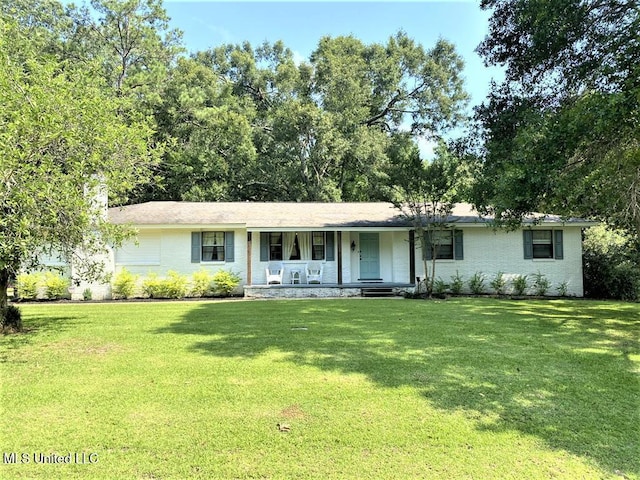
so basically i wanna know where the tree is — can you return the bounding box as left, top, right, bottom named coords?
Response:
left=309, top=32, right=469, bottom=200
left=87, top=0, right=182, bottom=90
left=64, top=0, right=183, bottom=118
left=0, top=0, right=73, bottom=56
left=474, top=0, right=640, bottom=236
left=143, top=57, right=258, bottom=202
left=196, top=40, right=349, bottom=201
left=0, top=20, right=158, bottom=325
left=388, top=137, right=468, bottom=296
left=156, top=33, right=468, bottom=203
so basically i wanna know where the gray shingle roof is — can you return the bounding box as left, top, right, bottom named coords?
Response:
left=107, top=201, right=591, bottom=228
left=108, top=202, right=409, bottom=228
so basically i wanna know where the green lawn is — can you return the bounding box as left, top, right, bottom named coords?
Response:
left=1, top=298, right=638, bottom=479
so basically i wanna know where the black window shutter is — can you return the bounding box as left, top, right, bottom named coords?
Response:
left=325, top=231, right=335, bottom=261
left=554, top=230, right=564, bottom=259
left=260, top=232, right=269, bottom=262
left=454, top=230, right=464, bottom=260
left=191, top=232, right=201, bottom=263
left=225, top=231, right=235, bottom=262
left=523, top=230, right=533, bottom=259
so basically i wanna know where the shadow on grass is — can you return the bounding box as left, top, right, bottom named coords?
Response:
left=156, top=298, right=640, bottom=477
left=0, top=309, right=83, bottom=364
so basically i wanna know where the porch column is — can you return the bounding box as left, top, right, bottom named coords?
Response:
left=247, top=232, right=252, bottom=285
left=337, top=231, right=343, bottom=285
left=409, top=230, right=416, bottom=284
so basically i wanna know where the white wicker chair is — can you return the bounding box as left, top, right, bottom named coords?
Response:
left=265, top=262, right=284, bottom=284
left=305, top=263, right=323, bottom=284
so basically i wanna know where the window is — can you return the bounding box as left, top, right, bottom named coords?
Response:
left=532, top=230, right=553, bottom=259
left=523, top=229, right=563, bottom=260
left=312, top=232, right=325, bottom=260
left=261, top=231, right=332, bottom=261
left=269, top=233, right=283, bottom=260
left=202, top=232, right=225, bottom=261
left=424, top=229, right=463, bottom=260
left=432, top=230, right=454, bottom=260
left=191, top=231, right=234, bottom=263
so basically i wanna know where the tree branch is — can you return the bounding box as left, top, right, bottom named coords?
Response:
left=362, top=89, right=404, bottom=127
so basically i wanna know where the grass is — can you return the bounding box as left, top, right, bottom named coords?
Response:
left=1, top=298, right=639, bottom=479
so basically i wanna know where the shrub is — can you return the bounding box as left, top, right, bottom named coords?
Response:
left=583, top=225, right=640, bottom=301
left=112, top=268, right=139, bottom=299
left=16, top=273, right=41, bottom=300
left=433, top=278, right=448, bottom=296
left=450, top=271, right=464, bottom=295
left=83, top=288, right=93, bottom=301
left=142, top=273, right=162, bottom=298
left=532, top=271, right=551, bottom=296
left=468, top=272, right=485, bottom=295
left=44, top=272, right=69, bottom=299
left=142, top=271, right=189, bottom=299
left=512, top=275, right=528, bottom=296
left=1, top=305, right=22, bottom=332
left=557, top=281, right=569, bottom=297
left=489, top=271, right=506, bottom=295
left=191, top=269, right=214, bottom=297
left=163, top=271, right=189, bottom=299
left=585, top=256, right=640, bottom=301
left=212, top=270, right=241, bottom=296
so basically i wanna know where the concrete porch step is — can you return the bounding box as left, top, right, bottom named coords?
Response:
left=361, top=287, right=396, bottom=297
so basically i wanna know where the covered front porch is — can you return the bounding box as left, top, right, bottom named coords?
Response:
left=243, top=282, right=415, bottom=299
left=247, top=229, right=417, bottom=288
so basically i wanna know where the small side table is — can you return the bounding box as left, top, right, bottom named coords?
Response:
left=290, top=268, right=302, bottom=284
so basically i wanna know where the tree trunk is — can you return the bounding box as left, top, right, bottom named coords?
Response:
left=429, top=254, right=437, bottom=297
left=422, top=257, right=429, bottom=298
left=0, top=267, right=9, bottom=311
left=0, top=267, right=22, bottom=332
left=419, top=233, right=435, bottom=298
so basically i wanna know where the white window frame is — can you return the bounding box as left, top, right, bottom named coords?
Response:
left=201, top=232, right=226, bottom=262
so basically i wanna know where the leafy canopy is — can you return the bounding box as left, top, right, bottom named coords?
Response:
left=474, top=0, right=640, bottom=235
left=142, top=32, right=469, bottom=203
left=0, top=18, right=158, bottom=308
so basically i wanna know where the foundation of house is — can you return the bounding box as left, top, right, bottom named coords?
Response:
left=243, top=283, right=415, bottom=299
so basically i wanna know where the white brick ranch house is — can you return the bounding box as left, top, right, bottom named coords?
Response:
left=76, top=202, right=593, bottom=299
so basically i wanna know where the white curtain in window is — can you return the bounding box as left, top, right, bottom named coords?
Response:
left=284, top=232, right=297, bottom=260
left=298, top=232, right=312, bottom=260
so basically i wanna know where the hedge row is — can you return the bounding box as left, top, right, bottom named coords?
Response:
left=425, top=270, right=569, bottom=297
left=15, top=272, right=70, bottom=300
left=112, top=268, right=241, bottom=299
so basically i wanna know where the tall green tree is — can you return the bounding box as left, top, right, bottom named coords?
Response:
left=0, top=19, right=158, bottom=322
left=474, top=0, right=640, bottom=235
left=90, top=0, right=182, bottom=89
left=388, top=138, right=469, bottom=296
left=145, top=57, right=257, bottom=201
left=68, top=0, right=183, bottom=116
left=159, top=33, right=468, bottom=203
left=1, top=0, right=70, bottom=47
left=310, top=32, right=469, bottom=200
left=198, top=40, right=346, bottom=201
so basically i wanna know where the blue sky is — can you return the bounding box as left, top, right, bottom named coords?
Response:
left=164, top=1, right=503, bottom=110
